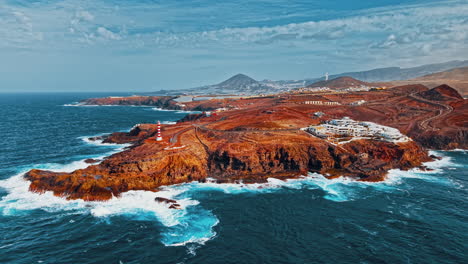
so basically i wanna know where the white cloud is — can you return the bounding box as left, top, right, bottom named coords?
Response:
left=75, top=10, right=94, bottom=22
left=0, top=0, right=467, bottom=85
left=97, top=26, right=121, bottom=40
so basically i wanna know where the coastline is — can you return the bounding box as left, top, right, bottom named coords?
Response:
left=20, top=84, right=468, bottom=202
left=1, top=109, right=463, bottom=248
left=24, top=118, right=433, bottom=201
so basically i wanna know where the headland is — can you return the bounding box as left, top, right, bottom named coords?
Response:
left=25, top=82, right=467, bottom=201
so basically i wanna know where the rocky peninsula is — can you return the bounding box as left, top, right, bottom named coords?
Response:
left=25, top=84, right=467, bottom=201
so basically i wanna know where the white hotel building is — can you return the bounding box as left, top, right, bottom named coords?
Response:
left=307, top=117, right=408, bottom=141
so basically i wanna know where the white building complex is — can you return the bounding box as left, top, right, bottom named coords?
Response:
left=304, top=101, right=341, bottom=105
left=307, top=117, right=409, bottom=142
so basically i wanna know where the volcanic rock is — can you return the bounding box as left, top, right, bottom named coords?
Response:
left=155, top=197, right=182, bottom=209
left=418, top=84, right=464, bottom=101
left=84, top=159, right=100, bottom=164
left=24, top=82, right=468, bottom=201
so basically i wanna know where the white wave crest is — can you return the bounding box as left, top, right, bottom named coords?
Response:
left=161, top=121, right=177, bottom=125
left=0, top=148, right=460, bottom=249
left=152, top=108, right=201, bottom=114
left=387, top=151, right=458, bottom=186
left=78, top=134, right=131, bottom=149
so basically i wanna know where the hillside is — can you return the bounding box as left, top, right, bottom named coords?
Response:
left=142, top=60, right=468, bottom=96
left=307, top=76, right=372, bottom=89
left=418, top=84, right=464, bottom=101
left=25, top=83, right=468, bottom=201
left=217, top=74, right=258, bottom=88
left=388, top=84, right=429, bottom=96
left=390, top=66, right=468, bottom=97
left=322, top=60, right=468, bottom=83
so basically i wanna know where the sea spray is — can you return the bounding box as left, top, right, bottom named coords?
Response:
left=151, top=107, right=201, bottom=114
left=0, top=132, right=461, bottom=248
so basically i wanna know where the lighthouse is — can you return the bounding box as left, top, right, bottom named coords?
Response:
left=325, top=72, right=329, bottom=81
left=156, top=120, right=163, bottom=141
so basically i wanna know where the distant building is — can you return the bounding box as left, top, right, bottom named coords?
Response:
left=304, top=101, right=340, bottom=105
left=314, top=111, right=325, bottom=117
left=350, top=100, right=366, bottom=106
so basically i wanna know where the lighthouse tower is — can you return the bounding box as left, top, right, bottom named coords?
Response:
left=156, top=120, right=163, bottom=141
left=325, top=72, right=329, bottom=81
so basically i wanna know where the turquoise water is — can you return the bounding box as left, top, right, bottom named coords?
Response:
left=0, top=93, right=466, bottom=263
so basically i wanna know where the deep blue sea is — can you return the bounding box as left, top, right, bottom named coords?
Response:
left=0, top=93, right=467, bottom=264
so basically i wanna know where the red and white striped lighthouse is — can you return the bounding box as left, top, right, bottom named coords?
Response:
left=156, top=120, right=163, bottom=141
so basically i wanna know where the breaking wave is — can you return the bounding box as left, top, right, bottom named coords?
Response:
left=0, top=136, right=218, bottom=247
left=161, top=121, right=177, bottom=125
left=0, top=134, right=461, bottom=248
left=152, top=108, right=201, bottom=114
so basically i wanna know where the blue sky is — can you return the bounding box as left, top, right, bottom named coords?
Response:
left=1, top=0, right=467, bottom=92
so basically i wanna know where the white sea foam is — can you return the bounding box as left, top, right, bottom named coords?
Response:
left=444, top=148, right=467, bottom=155
left=152, top=107, right=175, bottom=112
left=78, top=134, right=131, bottom=149
left=63, top=103, right=97, bottom=107
left=64, top=104, right=154, bottom=107
left=175, top=110, right=202, bottom=114
left=0, top=164, right=218, bottom=247
left=0, top=133, right=217, bottom=247
left=176, top=174, right=394, bottom=203
left=0, top=142, right=460, bottom=249
left=161, top=121, right=177, bottom=125
left=152, top=108, right=201, bottom=114
left=386, top=151, right=458, bottom=186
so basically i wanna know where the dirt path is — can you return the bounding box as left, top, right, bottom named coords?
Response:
left=408, top=94, right=453, bottom=130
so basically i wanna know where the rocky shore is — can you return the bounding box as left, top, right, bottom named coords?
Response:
left=25, top=84, right=466, bottom=201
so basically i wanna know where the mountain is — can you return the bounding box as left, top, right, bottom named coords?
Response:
left=143, top=73, right=285, bottom=96
left=418, top=84, right=464, bottom=101
left=388, top=84, right=429, bottom=96
left=411, top=66, right=468, bottom=81
left=193, top=73, right=277, bottom=95
left=324, top=60, right=468, bottom=83
left=274, top=60, right=468, bottom=88
left=307, top=76, right=372, bottom=89
left=390, top=66, right=468, bottom=97
left=217, top=74, right=258, bottom=88
left=143, top=60, right=468, bottom=96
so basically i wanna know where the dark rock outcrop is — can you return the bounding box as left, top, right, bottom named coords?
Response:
left=155, top=197, right=182, bottom=209
left=418, top=84, right=464, bottom=101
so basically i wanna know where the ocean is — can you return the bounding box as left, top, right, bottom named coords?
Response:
left=0, top=93, right=466, bottom=264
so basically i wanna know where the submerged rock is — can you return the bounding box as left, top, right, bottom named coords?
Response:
left=84, top=159, right=101, bottom=164
left=155, top=197, right=182, bottom=210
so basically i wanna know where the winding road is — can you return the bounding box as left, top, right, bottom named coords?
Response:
left=408, top=94, right=453, bottom=130
left=165, top=92, right=454, bottom=149
left=166, top=115, right=302, bottom=148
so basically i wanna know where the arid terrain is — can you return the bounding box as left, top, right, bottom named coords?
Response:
left=390, top=67, right=468, bottom=97
left=25, top=83, right=467, bottom=201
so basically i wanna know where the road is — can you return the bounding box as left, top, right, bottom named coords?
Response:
left=166, top=115, right=302, bottom=149
left=365, top=92, right=454, bottom=131
left=167, top=117, right=227, bottom=148
left=193, top=123, right=300, bottom=134
left=408, top=94, right=453, bottom=130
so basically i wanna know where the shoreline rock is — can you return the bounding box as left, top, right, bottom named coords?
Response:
left=155, top=197, right=182, bottom=209
left=23, top=85, right=466, bottom=201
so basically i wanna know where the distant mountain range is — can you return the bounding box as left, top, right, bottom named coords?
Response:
left=193, top=73, right=274, bottom=94
left=322, top=60, right=468, bottom=83
left=145, top=73, right=301, bottom=96
left=306, top=76, right=372, bottom=89
left=389, top=66, right=468, bottom=97
left=411, top=66, right=468, bottom=81
left=144, top=60, right=468, bottom=96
